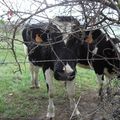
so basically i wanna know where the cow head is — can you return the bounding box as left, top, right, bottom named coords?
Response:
left=53, top=47, right=77, bottom=81
left=52, top=16, right=80, bottom=45
left=82, top=29, right=105, bottom=44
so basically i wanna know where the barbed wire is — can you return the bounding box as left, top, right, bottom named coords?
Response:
left=0, top=57, right=120, bottom=64
left=0, top=0, right=120, bottom=120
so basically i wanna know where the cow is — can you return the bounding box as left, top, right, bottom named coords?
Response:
left=72, top=28, right=120, bottom=99
left=22, top=17, right=80, bottom=119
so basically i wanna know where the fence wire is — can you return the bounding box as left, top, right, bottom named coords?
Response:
left=0, top=0, right=120, bottom=120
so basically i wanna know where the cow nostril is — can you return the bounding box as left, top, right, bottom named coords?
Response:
left=66, top=72, right=74, bottom=76
left=65, top=71, right=75, bottom=79
left=55, top=71, right=75, bottom=81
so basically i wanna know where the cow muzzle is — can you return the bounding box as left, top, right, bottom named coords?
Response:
left=54, top=71, right=75, bottom=81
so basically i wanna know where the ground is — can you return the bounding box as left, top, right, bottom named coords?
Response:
left=2, top=89, right=119, bottom=120
left=34, top=90, right=119, bottom=120
left=0, top=58, right=119, bottom=120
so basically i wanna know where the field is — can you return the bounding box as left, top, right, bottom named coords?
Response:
left=0, top=34, right=119, bottom=120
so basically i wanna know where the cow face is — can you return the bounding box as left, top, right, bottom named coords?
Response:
left=52, top=16, right=78, bottom=45
left=54, top=48, right=77, bottom=81
left=81, top=29, right=104, bottom=44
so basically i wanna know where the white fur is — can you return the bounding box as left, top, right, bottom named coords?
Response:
left=63, top=63, right=74, bottom=73
left=104, top=68, right=116, bottom=79
left=45, top=68, right=55, bottom=118
left=46, top=98, right=55, bottom=118
left=52, top=17, right=74, bottom=44
left=115, top=43, right=120, bottom=53
left=23, top=44, right=28, bottom=56
left=66, top=81, right=80, bottom=116
left=96, top=74, right=103, bottom=85
left=92, top=47, right=98, bottom=54
left=29, top=63, right=39, bottom=88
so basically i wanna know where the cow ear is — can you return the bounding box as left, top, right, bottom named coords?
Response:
left=85, top=34, right=93, bottom=44
left=35, top=34, right=43, bottom=43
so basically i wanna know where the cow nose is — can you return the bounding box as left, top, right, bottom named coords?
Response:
left=66, top=72, right=75, bottom=80
left=55, top=71, right=75, bottom=81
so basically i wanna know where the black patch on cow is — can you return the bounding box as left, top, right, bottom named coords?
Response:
left=55, top=16, right=77, bottom=22
left=76, top=29, right=120, bottom=77
left=22, top=18, right=78, bottom=81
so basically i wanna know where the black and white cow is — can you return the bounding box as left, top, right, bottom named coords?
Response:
left=74, top=29, right=120, bottom=98
left=22, top=18, right=80, bottom=119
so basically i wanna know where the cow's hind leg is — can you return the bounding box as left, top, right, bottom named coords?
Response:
left=97, top=74, right=111, bottom=101
left=30, top=63, right=39, bottom=89
left=66, top=80, right=80, bottom=119
left=104, top=76, right=113, bottom=101
left=97, top=74, right=105, bottom=100
left=45, top=68, right=55, bottom=119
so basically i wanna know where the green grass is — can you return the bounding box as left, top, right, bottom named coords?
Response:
left=0, top=34, right=98, bottom=119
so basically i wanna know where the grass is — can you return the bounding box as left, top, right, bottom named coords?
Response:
left=0, top=34, right=98, bottom=119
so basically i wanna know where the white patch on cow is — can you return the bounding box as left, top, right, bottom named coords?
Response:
left=52, top=17, right=74, bottom=44
left=106, top=35, right=109, bottom=41
left=66, top=81, right=80, bottom=116
left=63, top=63, right=73, bottom=73
left=45, top=68, right=55, bottom=118
left=46, top=98, right=55, bottom=118
left=97, top=73, right=109, bottom=86
left=23, top=44, right=28, bottom=55
left=104, top=68, right=116, bottom=79
left=92, top=47, right=98, bottom=54
left=115, top=43, right=120, bottom=53
left=96, top=74, right=103, bottom=85
left=29, top=63, right=39, bottom=88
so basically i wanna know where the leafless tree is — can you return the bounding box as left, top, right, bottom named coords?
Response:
left=0, top=0, right=120, bottom=69
left=0, top=0, right=120, bottom=119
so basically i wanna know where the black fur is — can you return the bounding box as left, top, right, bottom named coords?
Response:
left=22, top=22, right=77, bottom=81
left=76, top=29, right=120, bottom=77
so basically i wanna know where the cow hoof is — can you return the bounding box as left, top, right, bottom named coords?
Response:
left=36, top=86, right=40, bottom=89
left=30, top=86, right=36, bottom=89
left=46, top=113, right=55, bottom=120
left=70, top=109, right=81, bottom=120
left=30, top=85, right=40, bottom=89
left=71, top=114, right=81, bottom=120
left=46, top=117, right=55, bottom=120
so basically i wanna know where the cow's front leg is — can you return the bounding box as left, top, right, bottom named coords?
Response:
left=66, top=80, right=80, bottom=118
left=30, top=63, right=39, bottom=89
left=45, top=68, right=55, bottom=119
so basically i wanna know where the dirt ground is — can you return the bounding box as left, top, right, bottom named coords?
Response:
left=27, top=90, right=120, bottom=120
left=2, top=90, right=119, bottom=120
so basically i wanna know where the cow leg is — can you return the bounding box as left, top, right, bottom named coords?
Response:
left=45, top=68, right=55, bottom=119
left=97, top=74, right=112, bottom=101
left=104, top=76, right=112, bottom=100
left=30, top=63, right=39, bottom=89
left=96, top=74, right=104, bottom=100
left=66, top=80, right=80, bottom=118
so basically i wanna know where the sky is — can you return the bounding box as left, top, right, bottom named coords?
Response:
left=0, top=0, right=87, bottom=24
left=0, top=0, right=120, bottom=38
left=0, top=0, right=120, bottom=37
left=0, top=0, right=57, bottom=20
left=0, top=0, right=118, bottom=21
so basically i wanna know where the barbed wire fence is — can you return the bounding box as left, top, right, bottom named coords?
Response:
left=0, top=0, right=120, bottom=120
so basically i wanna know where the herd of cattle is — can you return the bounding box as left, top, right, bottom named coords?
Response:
left=22, top=16, right=120, bottom=119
